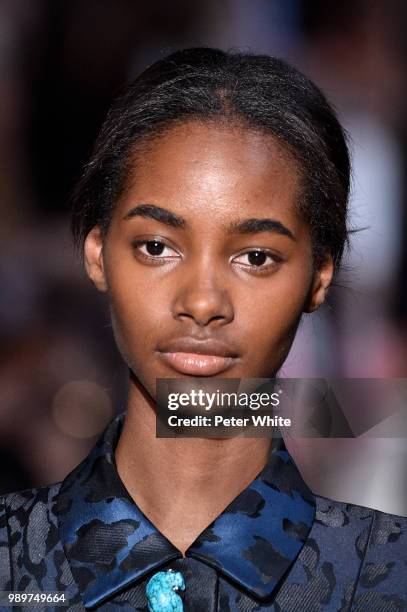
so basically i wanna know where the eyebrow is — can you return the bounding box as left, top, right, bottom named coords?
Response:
left=123, top=204, right=185, bottom=228
left=227, top=218, right=295, bottom=240
left=123, top=204, right=295, bottom=239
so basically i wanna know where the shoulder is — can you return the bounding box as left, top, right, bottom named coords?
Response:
left=0, top=481, right=62, bottom=520
left=0, top=482, right=62, bottom=589
left=314, top=494, right=407, bottom=551
left=312, top=494, right=407, bottom=603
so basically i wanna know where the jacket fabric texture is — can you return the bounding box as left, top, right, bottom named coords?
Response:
left=0, top=413, right=406, bottom=611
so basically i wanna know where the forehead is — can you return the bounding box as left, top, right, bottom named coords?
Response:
left=116, top=121, right=302, bottom=225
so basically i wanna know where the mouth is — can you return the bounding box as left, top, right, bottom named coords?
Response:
left=158, top=352, right=237, bottom=376
left=156, top=337, right=240, bottom=376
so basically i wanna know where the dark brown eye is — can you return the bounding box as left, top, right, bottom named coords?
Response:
left=132, top=239, right=180, bottom=262
left=247, top=251, right=267, bottom=266
left=232, top=249, right=281, bottom=273
left=145, top=241, right=165, bottom=256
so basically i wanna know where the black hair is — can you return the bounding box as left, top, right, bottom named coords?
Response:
left=71, top=47, right=350, bottom=270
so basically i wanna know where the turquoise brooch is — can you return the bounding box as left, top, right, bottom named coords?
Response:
left=146, top=569, right=185, bottom=611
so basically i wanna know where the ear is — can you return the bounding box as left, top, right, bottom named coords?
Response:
left=84, top=226, right=108, bottom=292
left=304, top=254, right=334, bottom=313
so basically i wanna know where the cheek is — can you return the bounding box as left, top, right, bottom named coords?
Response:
left=107, top=274, right=167, bottom=363
left=239, top=272, right=310, bottom=359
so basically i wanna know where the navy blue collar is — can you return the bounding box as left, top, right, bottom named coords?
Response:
left=57, top=413, right=315, bottom=608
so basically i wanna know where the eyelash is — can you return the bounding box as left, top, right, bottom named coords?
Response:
left=132, top=239, right=180, bottom=266
left=131, top=239, right=282, bottom=274
left=233, top=250, right=282, bottom=274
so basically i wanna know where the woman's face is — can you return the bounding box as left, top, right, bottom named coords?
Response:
left=85, top=122, right=333, bottom=397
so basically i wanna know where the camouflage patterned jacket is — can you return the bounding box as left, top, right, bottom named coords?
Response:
left=0, top=414, right=406, bottom=611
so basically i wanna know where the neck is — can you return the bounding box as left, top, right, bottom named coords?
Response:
left=115, top=376, right=272, bottom=555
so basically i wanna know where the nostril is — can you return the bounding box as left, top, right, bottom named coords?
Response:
left=171, top=289, right=234, bottom=327
left=175, top=311, right=230, bottom=327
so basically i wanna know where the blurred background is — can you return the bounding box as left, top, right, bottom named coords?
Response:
left=0, top=0, right=406, bottom=494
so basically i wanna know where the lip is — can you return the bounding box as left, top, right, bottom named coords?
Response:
left=157, top=337, right=240, bottom=376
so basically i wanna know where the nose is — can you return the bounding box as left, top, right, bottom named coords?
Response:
left=171, top=264, right=234, bottom=328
